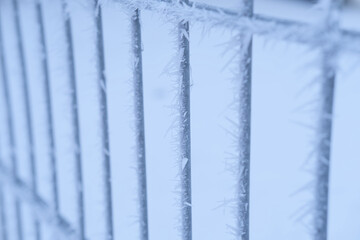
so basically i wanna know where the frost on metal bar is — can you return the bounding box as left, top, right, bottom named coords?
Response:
left=118, top=0, right=360, bottom=53
left=131, top=9, right=149, bottom=240
left=61, top=1, right=85, bottom=239
left=0, top=9, right=11, bottom=240
left=0, top=185, right=7, bottom=240
left=1, top=6, right=22, bottom=240
left=93, top=1, right=114, bottom=239
left=0, top=163, right=81, bottom=240
left=177, top=0, right=192, bottom=239
left=12, top=0, right=41, bottom=238
left=35, top=0, right=60, bottom=215
left=233, top=1, right=253, bottom=239
left=313, top=1, right=342, bottom=240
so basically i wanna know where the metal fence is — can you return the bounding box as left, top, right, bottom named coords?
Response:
left=0, top=0, right=359, bottom=240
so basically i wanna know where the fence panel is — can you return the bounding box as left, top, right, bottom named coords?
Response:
left=0, top=0, right=359, bottom=240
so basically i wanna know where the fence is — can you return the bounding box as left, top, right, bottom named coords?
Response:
left=0, top=0, right=359, bottom=240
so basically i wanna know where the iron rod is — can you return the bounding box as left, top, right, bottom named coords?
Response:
left=0, top=3, right=23, bottom=240
left=235, top=1, right=253, bottom=240
left=35, top=0, right=60, bottom=214
left=12, top=0, right=41, bottom=238
left=93, top=1, right=114, bottom=239
left=178, top=1, right=192, bottom=239
left=131, top=9, right=149, bottom=240
left=314, top=59, right=334, bottom=240
left=0, top=9, right=10, bottom=240
left=0, top=184, right=7, bottom=240
left=0, top=139, right=7, bottom=240
left=314, top=1, right=342, bottom=240
left=61, top=1, right=85, bottom=239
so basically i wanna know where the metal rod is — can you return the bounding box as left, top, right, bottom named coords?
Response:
left=0, top=184, right=7, bottom=240
left=93, top=1, right=113, bottom=239
left=178, top=1, right=192, bottom=239
left=60, top=1, right=85, bottom=239
left=314, top=1, right=342, bottom=240
left=12, top=0, right=40, bottom=239
left=0, top=9, right=10, bottom=240
left=314, top=59, right=334, bottom=240
left=0, top=141, right=8, bottom=240
left=235, top=1, right=253, bottom=240
left=131, top=9, right=149, bottom=240
left=0, top=2, right=23, bottom=240
left=35, top=0, right=59, bottom=214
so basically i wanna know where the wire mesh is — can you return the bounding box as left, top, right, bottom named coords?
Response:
left=0, top=0, right=358, bottom=240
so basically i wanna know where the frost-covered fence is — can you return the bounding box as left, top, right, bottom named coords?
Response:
left=0, top=0, right=358, bottom=240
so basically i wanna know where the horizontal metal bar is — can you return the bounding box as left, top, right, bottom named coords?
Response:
left=118, top=0, right=360, bottom=53
left=0, top=164, right=82, bottom=240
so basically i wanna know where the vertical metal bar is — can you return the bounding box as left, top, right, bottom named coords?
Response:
left=60, top=1, right=85, bottom=239
left=0, top=139, right=7, bottom=240
left=0, top=184, right=7, bottom=240
left=236, top=1, right=253, bottom=240
left=35, top=0, right=59, bottom=214
left=131, top=9, right=149, bottom=240
left=314, top=61, right=334, bottom=240
left=314, top=1, right=342, bottom=240
left=0, top=9, right=9, bottom=240
left=12, top=0, right=41, bottom=239
left=93, top=1, right=113, bottom=239
left=178, top=1, right=192, bottom=240
left=0, top=3, right=23, bottom=240
left=13, top=0, right=41, bottom=238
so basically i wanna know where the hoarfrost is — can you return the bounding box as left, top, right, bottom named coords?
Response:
left=181, top=157, right=188, bottom=171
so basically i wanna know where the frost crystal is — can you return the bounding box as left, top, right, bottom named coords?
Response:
left=182, top=157, right=189, bottom=171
